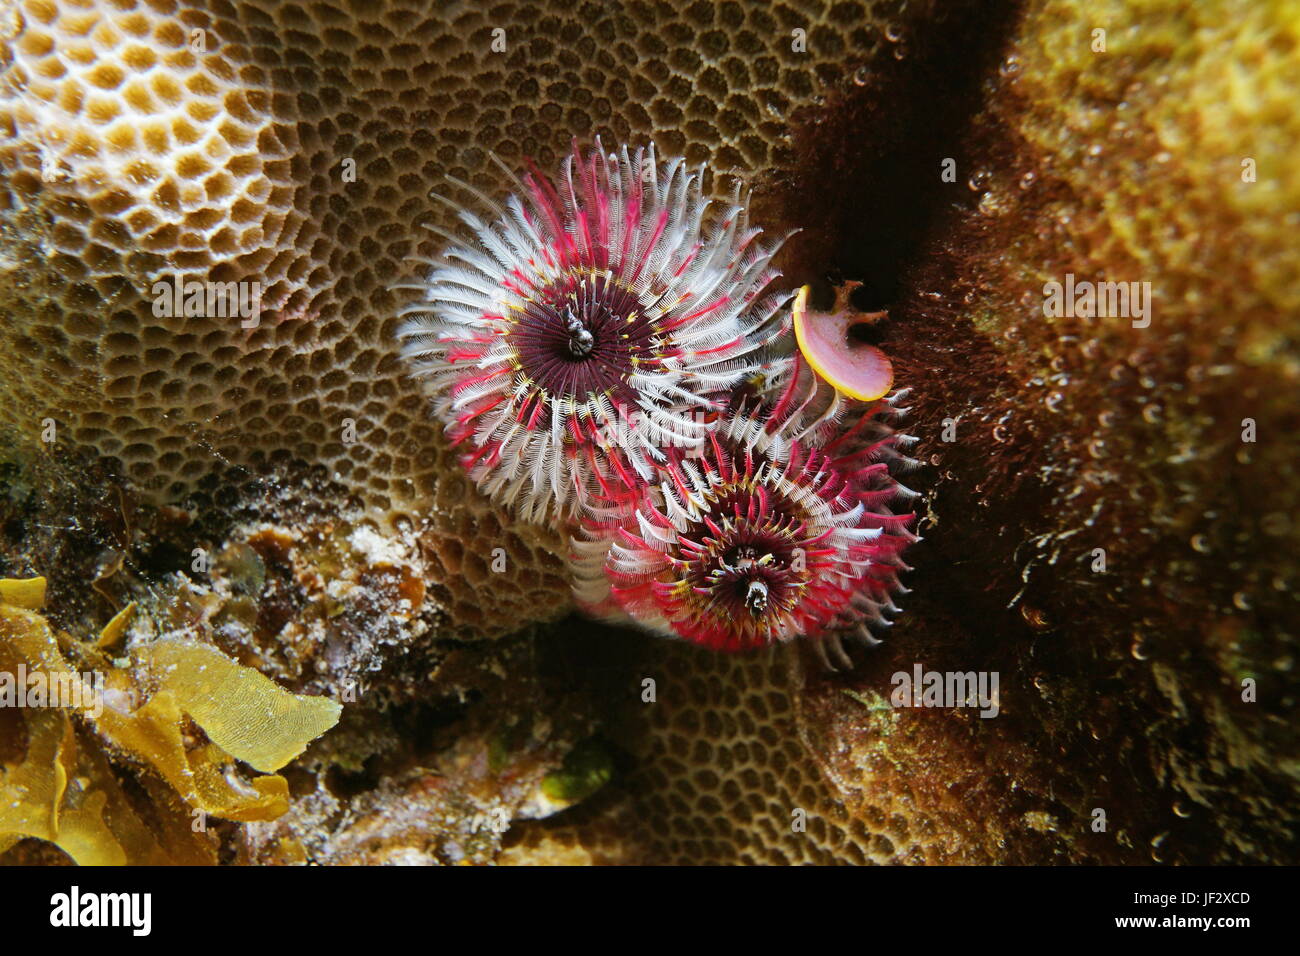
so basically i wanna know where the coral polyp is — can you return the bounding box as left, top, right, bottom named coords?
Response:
left=574, top=363, right=919, bottom=665
left=398, top=141, right=793, bottom=521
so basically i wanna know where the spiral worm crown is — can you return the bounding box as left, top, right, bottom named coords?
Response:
left=398, top=141, right=793, bottom=522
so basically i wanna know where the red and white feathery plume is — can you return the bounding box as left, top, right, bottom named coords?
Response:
left=397, top=139, right=793, bottom=522
left=573, top=352, right=919, bottom=668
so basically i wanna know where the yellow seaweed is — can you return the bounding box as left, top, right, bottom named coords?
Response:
left=0, top=575, right=46, bottom=610
left=137, top=639, right=342, bottom=773
left=96, top=601, right=136, bottom=649
left=0, top=579, right=343, bottom=863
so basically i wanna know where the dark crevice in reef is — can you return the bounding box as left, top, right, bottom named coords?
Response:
left=770, top=0, right=1026, bottom=304
left=768, top=0, right=1045, bottom=652
left=760, top=0, right=1215, bottom=864
left=767, top=0, right=1037, bottom=654
left=754, top=0, right=1298, bottom=864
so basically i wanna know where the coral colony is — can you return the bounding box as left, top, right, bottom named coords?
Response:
left=401, top=142, right=918, bottom=664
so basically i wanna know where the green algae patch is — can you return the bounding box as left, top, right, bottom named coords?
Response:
left=540, top=738, right=614, bottom=806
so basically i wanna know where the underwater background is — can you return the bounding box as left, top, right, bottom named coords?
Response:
left=0, top=0, right=1296, bottom=864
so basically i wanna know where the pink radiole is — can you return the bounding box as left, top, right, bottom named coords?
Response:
left=398, top=140, right=792, bottom=522
left=400, top=141, right=918, bottom=664
left=573, top=355, right=920, bottom=668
